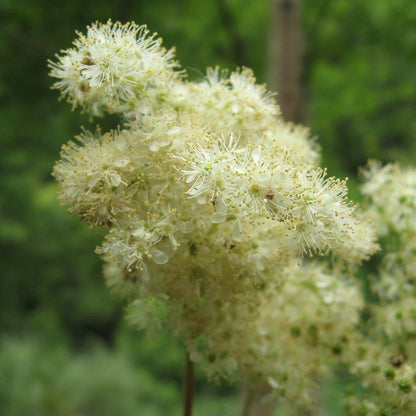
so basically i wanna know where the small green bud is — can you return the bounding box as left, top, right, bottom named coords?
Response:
left=208, top=353, right=216, bottom=363
left=395, top=310, right=403, bottom=319
left=384, top=366, right=395, bottom=380
left=397, top=378, right=412, bottom=393
left=332, top=344, right=343, bottom=355
left=188, top=242, right=198, bottom=256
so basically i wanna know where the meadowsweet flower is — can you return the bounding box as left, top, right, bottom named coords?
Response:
left=187, top=67, right=279, bottom=141
left=340, top=163, right=416, bottom=415
left=52, top=129, right=143, bottom=226
left=51, top=21, right=379, bottom=413
left=177, top=133, right=375, bottom=261
left=362, top=161, right=416, bottom=235
left=49, top=20, right=180, bottom=115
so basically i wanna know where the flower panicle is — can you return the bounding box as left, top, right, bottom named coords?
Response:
left=49, top=19, right=181, bottom=115
left=50, top=22, right=381, bottom=411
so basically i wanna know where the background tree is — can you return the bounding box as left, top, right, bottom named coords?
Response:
left=268, top=0, right=304, bottom=123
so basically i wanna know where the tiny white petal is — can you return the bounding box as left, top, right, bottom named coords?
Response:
left=150, top=250, right=169, bottom=264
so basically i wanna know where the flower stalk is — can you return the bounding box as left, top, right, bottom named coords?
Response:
left=240, top=384, right=255, bottom=416
left=183, top=354, right=195, bottom=416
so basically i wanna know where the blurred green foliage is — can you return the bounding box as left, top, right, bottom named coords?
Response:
left=1, top=0, right=415, bottom=414
left=0, top=333, right=239, bottom=416
left=305, top=0, right=416, bottom=177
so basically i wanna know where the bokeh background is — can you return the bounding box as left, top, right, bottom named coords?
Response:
left=1, top=0, right=416, bottom=414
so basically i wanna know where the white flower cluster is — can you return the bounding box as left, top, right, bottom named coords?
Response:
left=343, top=163, right=416, bottom=415
left=362, top=162, right=416, bottom=237
left=238, top=262, right=364, bottom=412
left=49, top=21, right=179, bottom=115
left=50, top=20, right=378, bottom=410
left=361, top=162, right=416, bottom=300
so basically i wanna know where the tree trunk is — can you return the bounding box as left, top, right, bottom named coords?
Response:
left=268, top=0, right=304, bottom=123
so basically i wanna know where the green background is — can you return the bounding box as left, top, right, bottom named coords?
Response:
left=1, top=0, right=415, bottom=414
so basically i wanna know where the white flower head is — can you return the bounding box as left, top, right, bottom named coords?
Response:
left=49, top=20, right=180, bottom=115
left=50, top=22, right=382, bottom=404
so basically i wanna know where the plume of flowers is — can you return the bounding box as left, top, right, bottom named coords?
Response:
left=340, top=162, right=416, bottom=415
left=50, top=20, right=379, bottom=411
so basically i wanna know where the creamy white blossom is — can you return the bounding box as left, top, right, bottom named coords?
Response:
left=340, top=163, right=416, bottom=415
left=49, top=20, right=180, bottom=115
left=50, top=21, right=380, bottom=413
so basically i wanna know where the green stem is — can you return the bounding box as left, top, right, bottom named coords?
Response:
left=183, top=353, right=195, bottom=416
